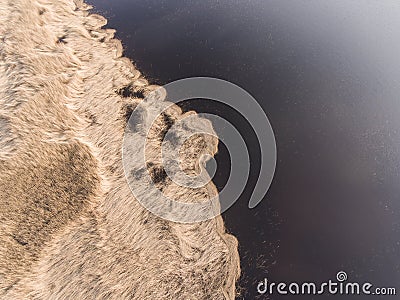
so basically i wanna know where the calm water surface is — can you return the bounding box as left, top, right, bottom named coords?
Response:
left=89, top=1, right=400, bottom=299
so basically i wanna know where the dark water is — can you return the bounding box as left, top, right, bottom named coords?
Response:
left=89, top=1, right=400, bottom=299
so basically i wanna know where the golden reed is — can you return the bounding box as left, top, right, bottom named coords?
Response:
left=0, top=0, right=240, bottom=299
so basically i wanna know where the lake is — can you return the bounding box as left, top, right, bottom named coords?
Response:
left=88, top=1, right=400, bottom=298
